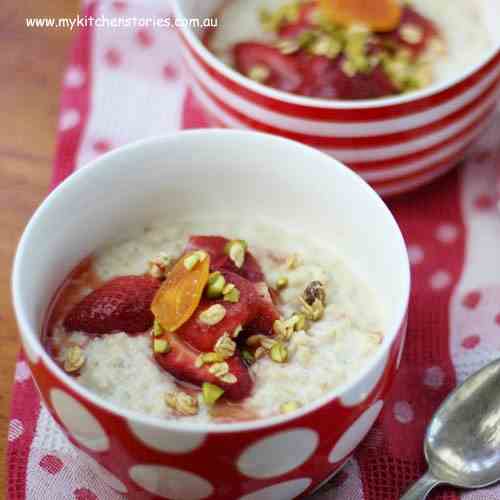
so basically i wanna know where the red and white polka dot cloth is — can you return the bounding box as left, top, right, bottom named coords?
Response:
left=7, top=1, right=500, bottom=499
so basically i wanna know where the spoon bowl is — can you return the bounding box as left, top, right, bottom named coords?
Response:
left=401, top=358, right=500, bottom=499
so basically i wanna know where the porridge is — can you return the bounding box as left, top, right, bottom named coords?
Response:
left=206, top=0, right=492, bottom=99
left=45, top=217, right=385, bottom=423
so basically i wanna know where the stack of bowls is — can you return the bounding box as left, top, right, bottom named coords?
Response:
left=172, top=0, right=500, bottom=196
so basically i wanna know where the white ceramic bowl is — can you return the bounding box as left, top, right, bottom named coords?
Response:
left=12, top=130, right=410, bottom=499
left=172, top=0, right=500, bottom=196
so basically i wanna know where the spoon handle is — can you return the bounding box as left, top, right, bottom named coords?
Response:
left=400, top=471, right=441, bottom=500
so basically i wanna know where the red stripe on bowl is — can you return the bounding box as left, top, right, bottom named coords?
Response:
left=179, top=29, right=500, bottom=122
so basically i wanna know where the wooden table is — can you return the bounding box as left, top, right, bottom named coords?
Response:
left=0, top=0, right=79, bottom=492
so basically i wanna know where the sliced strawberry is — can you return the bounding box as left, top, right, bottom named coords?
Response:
left=155, top=332, right=253, bottom=401
left=278, top=2, right=318, bottom=38
left=176, top=271, right=259, bottom=352
left=246, top=282, right=281, bottom=334
left=233, top=43, right=304, bottom=93
left=64, top=275, right=160, bottom=335
left=187, top=235, right=265, bottom=282
left=298, top=54, right=397, bottom=99
left=381, top=6, right=440, bottom=56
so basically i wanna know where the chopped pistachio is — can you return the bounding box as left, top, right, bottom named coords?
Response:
left=291, top=312, right=308, bottom=331
left=241, top=350, right=255, bottom=365
left=206, top=271, right=226, bottom=299
left=224, top=239, right=247, bottom=268
left=260, top=336, right=278, bottom=350
left=270, top=342, right=288, bottom=363
left=259, top=2, right=300, bottom=32
left=311, top=35, right=341, bottom=59
left=184, top=253, right=200, bottom=270
left=300, top=297, right=325, bottom=321
left=232, top=324, right=243, bottom=338
left=214, top=332, right=236, bottom=359
left=286, top=254, right=300, bottom=270
left=64, top=345, right=86, bottom=373
left=248, top=64, right=271, bottom=83
left=280, top=400, right=302, bottom=414
left=255, top=346, right=267, bottom=359
left=209, top=361, right=230, bottom=378
left=273, top=316, right=299, bottom=341
left=400, top=23, right=423, bottom=45
left=344, top=30, right=370, bottom=73
left=199, top=304, right=226, bottom=325
left=223, top=284, right=240, bottom=303
left=153, top=319, right=164, bottom=337
left=220, top=373, right=237, bottom=384
left=149, top=252, right=171, bottom=278
left=199, top=352, right=225, bottom=365
left=153, top=338, right=170, bottom=354
left=276, top=276, right=289, bottom=290
left=202, top=383, right=224, bottom=405
left=165, top=391, right=198, bottom=416
left=276, top=38, right=301, bottom=55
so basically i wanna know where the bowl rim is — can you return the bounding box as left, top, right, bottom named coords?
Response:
left=12, top=129, right=411, bottom=434
left=171, top=0, right=500, bottom=110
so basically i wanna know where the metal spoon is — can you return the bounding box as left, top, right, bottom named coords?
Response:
left=401, top=358, right=500, bottom=499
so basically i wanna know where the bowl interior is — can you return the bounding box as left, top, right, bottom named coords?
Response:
left=175, top=0, right=500, bottom=108
left=13, top=130, right=409, bottom=428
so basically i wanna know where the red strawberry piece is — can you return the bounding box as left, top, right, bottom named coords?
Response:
left=278, top=2, right=318, bottom=38
left=63, top=275, right=160, bottom=335
left=187, top=235, right=265, bottom=282
left=381, top=6, right=440, bottom=56
left=247, top=282, right=281, bottom=334
left=298, top=54, right=397, bottom=99
left=155, top=332, right=253, bottom=401
left=233, top=43, right=304, bottom=93
left=176, top=271, right=259, bottom=352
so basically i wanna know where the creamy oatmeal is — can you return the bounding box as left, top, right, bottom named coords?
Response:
left=206, top=0, right=492, bottom=99
left=46, top=217, right=385, bottom=423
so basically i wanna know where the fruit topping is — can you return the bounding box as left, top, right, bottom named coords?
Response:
left=63, top=275, right=160, bottom=335
left=151, top=250, right=210, bottom=333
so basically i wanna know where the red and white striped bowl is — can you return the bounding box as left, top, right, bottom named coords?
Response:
left=13, top=131, right=410, bottom=499
left=173, top=0, right=500, bottom=196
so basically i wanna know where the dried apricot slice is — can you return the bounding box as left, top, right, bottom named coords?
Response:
left=151, top=251, right=210, bottom=332
left=319, top=0, right=402, bottom=32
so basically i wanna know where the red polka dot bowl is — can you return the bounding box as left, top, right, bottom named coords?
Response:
left=12, top=130, right=410, bottom=499
left=172, top=0, right=500, bottom=197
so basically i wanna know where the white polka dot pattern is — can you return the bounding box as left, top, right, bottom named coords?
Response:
left=238, top=478, right=312, bottom=500
left=50, top=389, right=109, bottom=452
left=393, top=401, right=414, bottom=424
left=430, top=270, right=452, bottom=291
left=237, top=429, right=318, bottom=479
left=8, top=419, right=24, bottom=442
left=329, top=400, right=384, bottom=463
left=15, top=360, right=31, bottom=382
left=435, top=223, right=459, bottom=244
left=129, top=464, right=213, bottom=499
left=128, top=420, right=206, bottom=453
left=407, top=244, right=424, bottom=265
left=423, top=366, right=445, bottom=389
left=59, top=109, right=81, bottom=131
left=64, top=66, right=86, bottom=87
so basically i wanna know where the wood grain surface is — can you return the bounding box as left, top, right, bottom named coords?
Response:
left=0, top=0, right=79, bottom=492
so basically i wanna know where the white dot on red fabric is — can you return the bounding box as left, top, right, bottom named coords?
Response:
left=329, top=400, right=383, bottom=463
left=93, top=139, right=112, bottom=154
left=50, top=389, right=109, bottom=452
left=407, top=244, right=424, bottom=265
left=238, top=478, right=312, bottom=500
left=435, top=223, right=459, bottom=244
left=461, top=335, right=481, bottom=350
left=237, top=429, right=318, bottom=479
left=129, top=420, right=205, bottom=453
left=129, top=464, right=213, bottom=499
left=15, top=360, right=31, bottom=382
left=474, top=193, right=495, bottom=211
left=462, top=290, right=482, bottom=309
left=163, top=64, right=179, bottom=81
left=64, top=66, right=86, bottom=88
left=430, top=270, right=451, bottom=291
left=59, top=109, right=81, bottom=131
left=423, top=366, right=445, bottom=389
left=104, top=48, right=122, bottom=68
left=74, top=488, right=98, bottom=500
left=393, top=401, right=414, bottom=424
left=136, top=28, right=154, bottom=47
left=8, top=419, right=24, bottom=442
left=39, top=454, right=64, bottom=474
